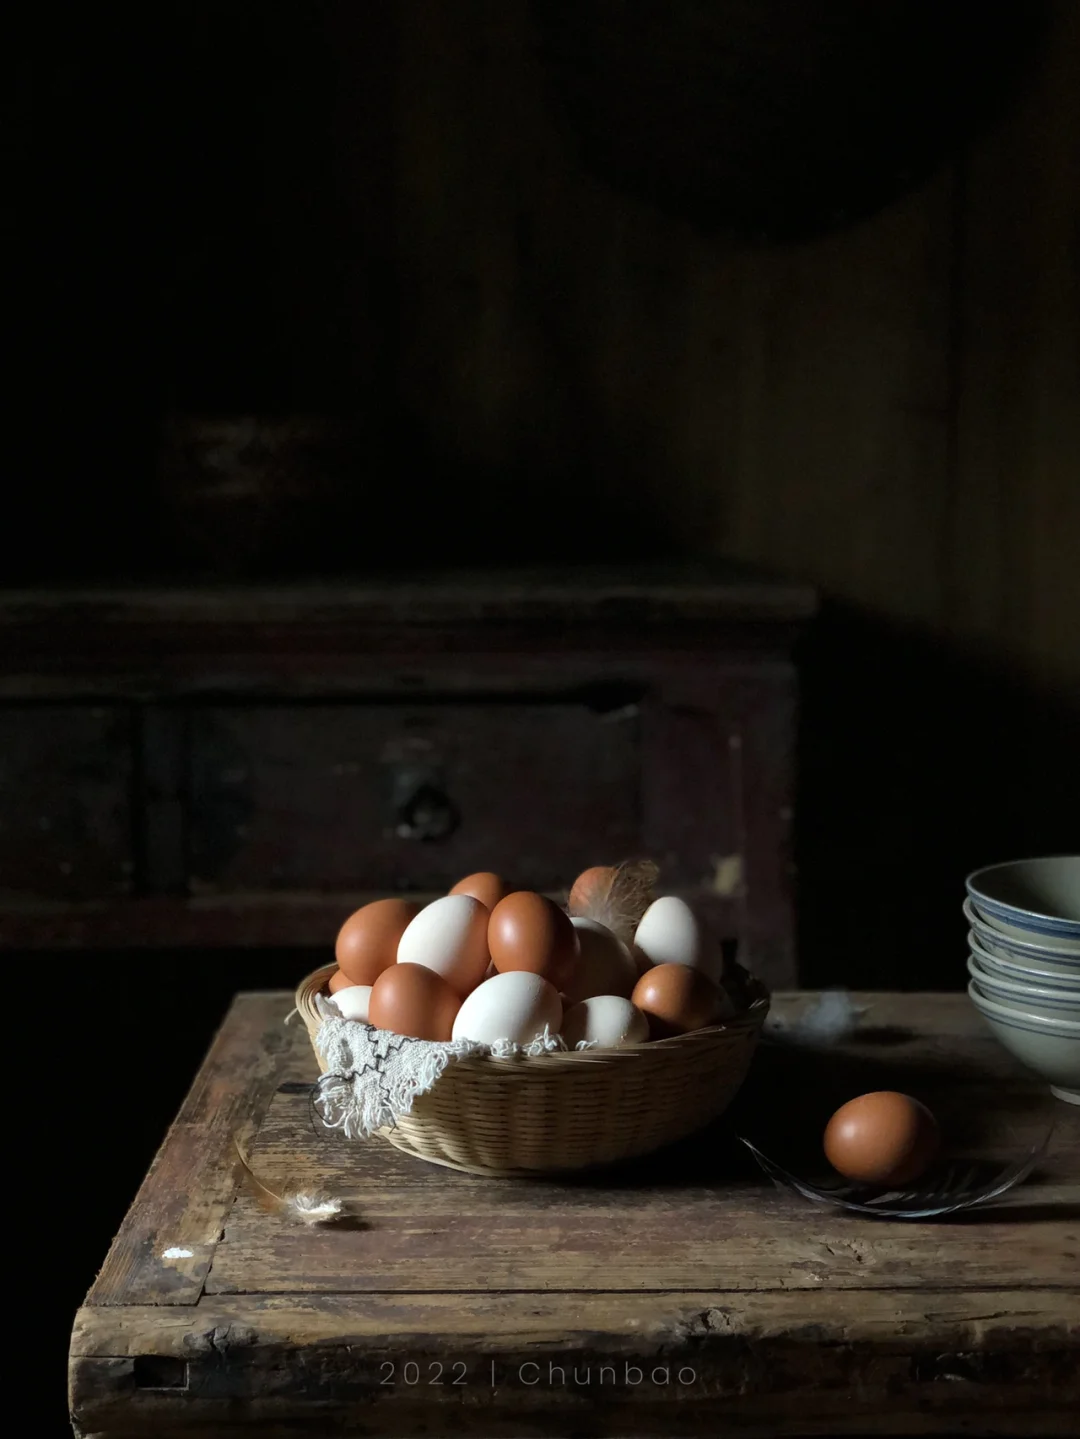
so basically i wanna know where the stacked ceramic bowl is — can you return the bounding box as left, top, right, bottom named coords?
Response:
left=966, top=856, right=1080, bottom=1104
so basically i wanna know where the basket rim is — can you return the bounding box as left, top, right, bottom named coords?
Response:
left=295, top=961, right=770, bottom=1063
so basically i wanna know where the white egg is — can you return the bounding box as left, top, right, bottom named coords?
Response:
left=561, top=995, right=649, bottom=1049
left=634, top=896, right=712, bottom=973
left=451, top=971, right=563, bottom=1046
left=328, top=984, right=373, bottom=1022
left=396, top=893, right=490, bottom=995
left=565, top=917, right=638, bottom=1002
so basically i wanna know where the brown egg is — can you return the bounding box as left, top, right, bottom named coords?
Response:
left=327, top=969, right=356, bottom=994
left=630, top=962, right=722, bottom=1038
left=823, top=1092, right=940, bottom=1187
left=568, top=865, right=616, bottom=916
left=368, top=962, right=462, bottom=1042
left=449, top=871, right=509, bottom=911
left=335, top=898, right=420, bottom=985
left=488, top=891, right=578, bottom=988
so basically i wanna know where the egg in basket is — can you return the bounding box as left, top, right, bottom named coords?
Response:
left=296, top=862, right=769, bottom=1176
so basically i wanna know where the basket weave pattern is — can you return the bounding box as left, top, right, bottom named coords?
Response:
left=296, top=964, right=769, bottom=1176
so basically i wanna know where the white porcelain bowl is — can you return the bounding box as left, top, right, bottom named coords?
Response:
left=968, top=982, right=1080, bottom=1103
left=967, top=955, right=1080, bottom=1023
left=969, top=931, right=1080, bottom=991
left=966, top=856, right=1080, bottom=951
left=964, top=900, right=1080, bottom=972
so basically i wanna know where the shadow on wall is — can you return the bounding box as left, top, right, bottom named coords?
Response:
left=794, top=601, right=1078, bottom=991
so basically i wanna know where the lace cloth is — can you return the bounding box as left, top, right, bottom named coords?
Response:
left=311, top=993, right=566, bottom=1138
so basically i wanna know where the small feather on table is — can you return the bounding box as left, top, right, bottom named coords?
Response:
left=765, top=989, right=869, bottom=1047
left=234, top=1140, right=345, bottom=1226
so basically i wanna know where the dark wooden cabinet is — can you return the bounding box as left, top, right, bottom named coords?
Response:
left=0, top=705, right=135, bottom=899
left=0, top=569, right=814, bottom=986
left=186, top=701, right=643, bottom=892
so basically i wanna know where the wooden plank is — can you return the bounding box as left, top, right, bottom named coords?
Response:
left=72, top=991, right=1079, bottom=1434
left=86, top=994, right=293, bottom=1306
left=64, top=1416, right=1080, bottom=1439
left=0, top=636, right=801, bottom=700
left=69, top=1288, right=1080, bottom=1355
left=68, top=1291, right=1080, bottom=1438
left=206, top=993, right=1078, bottom=1298
left=84, top=989, right=1079, bottom=1309
left=0, top=568, right=816, bottom=637
left=207, top=1185, right=1077, bottom=1295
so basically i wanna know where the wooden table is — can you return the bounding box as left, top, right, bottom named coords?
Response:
left=70, top=992, right=1079, bottom=1437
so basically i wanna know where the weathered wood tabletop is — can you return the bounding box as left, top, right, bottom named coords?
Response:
left=70, top=992, right=1079, bottom=1437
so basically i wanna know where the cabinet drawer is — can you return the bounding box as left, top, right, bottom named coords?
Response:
left=0, top=706, right=133, bottom=899
left=188, top=703, right=641, bottom=892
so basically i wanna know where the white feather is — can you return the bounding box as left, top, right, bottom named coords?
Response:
left=285, top=1193, right=344, bottom=1224
left=765, top=989, right=867, bottom=1046
left=234, top=1140, right=347, bottom=1226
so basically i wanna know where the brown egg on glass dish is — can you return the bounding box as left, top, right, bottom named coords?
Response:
left=335, top=898, right=420, bottom=986
left=488, top=891, right=578, bottom=990
left=823, top=1092, right=940, bottom=1188
left=631, top=962, right=723, bottom=1038
left=368, top=962, right=462, bottom=1042
left=449, top=871, right=510, bottom=911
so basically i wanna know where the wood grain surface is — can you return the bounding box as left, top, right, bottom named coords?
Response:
left=69, top=1290, right=1079, bottom=1437
left=206, top=1064, right=1076, bottom=1298
left=86, top=993, right=291, bottom=1306
left=70, top=989, right=1079, bottom=1435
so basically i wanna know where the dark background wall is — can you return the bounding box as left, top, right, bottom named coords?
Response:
left=14, top=3, right=1079, bottom=630
left=9, top=3, right=1079, bottom=1425
left=12, top=0, right=1078, bottom=975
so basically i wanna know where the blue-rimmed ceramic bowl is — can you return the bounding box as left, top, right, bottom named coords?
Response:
left=969, top=931, right=1080, bottom=991
left=964, top=899, right=1080, bottom=972
left=968, top=981, right=1080, bottom=1104
left=968, top=955, right=1080, bottom=1023
left=966, top=856, right=1080, bottom=951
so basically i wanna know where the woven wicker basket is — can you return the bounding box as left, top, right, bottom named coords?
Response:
left=295, top=964, right=769, bottom=1176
